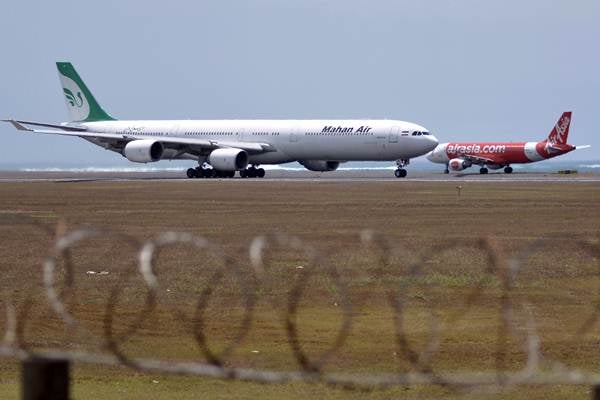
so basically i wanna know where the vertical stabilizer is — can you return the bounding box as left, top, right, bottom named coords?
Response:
left=547, top=112, right=572, bottom=144
left=56, top=62, right=115, bottom=122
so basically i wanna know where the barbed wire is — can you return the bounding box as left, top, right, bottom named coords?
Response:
left=0, top=215, right=599, bottom=393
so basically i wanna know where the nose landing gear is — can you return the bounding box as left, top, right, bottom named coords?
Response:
left=394, top=169, right=407, bottom=178
left=394, top=158, right=410, bottom=178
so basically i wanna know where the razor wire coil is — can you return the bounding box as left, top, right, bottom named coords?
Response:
left=1, top=215, right=599, bottom=393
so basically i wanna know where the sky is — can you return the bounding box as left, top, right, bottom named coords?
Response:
left=0, top=0, right=598, bottom=166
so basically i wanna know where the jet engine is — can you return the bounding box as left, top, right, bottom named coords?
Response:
left=208, top=148, right=249, bottom=171
left=448, top=158, right=471, bottom=171
left=123, top=140, right=164, bottom=163
left=299, top=160, right=340, bottom=172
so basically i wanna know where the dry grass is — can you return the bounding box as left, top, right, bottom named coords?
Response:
left=0, top=180, right=599, bottom=399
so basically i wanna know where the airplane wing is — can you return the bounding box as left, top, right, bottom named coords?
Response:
left=2, top=119, right=275, bottom=155
left=4, top=119, right=88, bottom=132
left=456, top=153, right=503, bottom=166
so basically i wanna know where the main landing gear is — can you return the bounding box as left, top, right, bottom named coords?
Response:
left=186, top=165, right=266, bottom=179
left=394, top=158, right=410, bottom=178
left=240, top=166, right=265, bottom=178
left=186, top=166, right=235, bottom=179
left=186, top=168, right=196, bottom=178
left=476, top=166, right=512, bottom=175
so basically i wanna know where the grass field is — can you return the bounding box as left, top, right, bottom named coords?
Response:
left=0, top=180, right=599, bottom=399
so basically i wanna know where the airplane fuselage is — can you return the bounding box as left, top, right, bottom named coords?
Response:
left=79, top=119, right=438, bottom=165
left=425, top=112, right=581, bottom=174
left=427, top=140, right=575, bottom=167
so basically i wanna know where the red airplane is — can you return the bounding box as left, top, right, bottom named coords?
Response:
left=426, top=112, right=589, bottom=174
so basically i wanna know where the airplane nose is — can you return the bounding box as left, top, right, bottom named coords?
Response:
left=425, top=150, right=435, bottom=161
left=425, top=134, right=438, bottom=151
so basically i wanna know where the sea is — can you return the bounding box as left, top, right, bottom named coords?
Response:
left=1, top=159, right=599, bottom=173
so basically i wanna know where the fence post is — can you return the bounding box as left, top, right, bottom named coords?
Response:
left=22, top=357, right=70, bottom=400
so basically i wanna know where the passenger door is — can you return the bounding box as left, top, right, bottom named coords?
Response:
left=238, top=127, right=246, bottom=142
left=289, top=127, right=299, bottom=143
left=389, top=126, right=400, bottom=143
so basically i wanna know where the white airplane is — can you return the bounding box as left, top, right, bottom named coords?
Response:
left=3, top=62, right=438, bottom=178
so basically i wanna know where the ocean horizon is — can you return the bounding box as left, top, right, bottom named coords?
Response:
left=1, top=159, right=599, bottom=173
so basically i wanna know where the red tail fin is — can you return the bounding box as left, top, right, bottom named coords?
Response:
left=547, top=112, right=572, bottom=144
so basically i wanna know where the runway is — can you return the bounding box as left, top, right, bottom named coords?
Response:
left=1, top=170, right=599, bottom=183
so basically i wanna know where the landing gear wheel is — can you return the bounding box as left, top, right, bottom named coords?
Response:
left=240, top=166, right=264, bottom=178
left=187, top=168, right=197, bottom=179
left=394, top=168, right=407, bottom=178
left=444, top=168, right=450, bottom=174
left=504, top=166, right=513, bottom=174
left=479, top=167, right=488, bottom=175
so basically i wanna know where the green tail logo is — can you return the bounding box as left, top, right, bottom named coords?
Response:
left=56, top=62, right=115, bottom=122
left=63, top=88, right=84, bottom=108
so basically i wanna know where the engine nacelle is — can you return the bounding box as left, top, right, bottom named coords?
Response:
left=208, top=148, right=249, bottom=171
left=299, top=160, right=340, bottom=172
left=448, top=158, right=471, bottom=171
left=123, top=140, right=164, bottom=163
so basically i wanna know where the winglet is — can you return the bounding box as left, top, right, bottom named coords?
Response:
left=1, top=119, right=32, bottom=131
